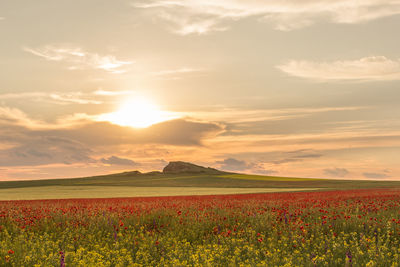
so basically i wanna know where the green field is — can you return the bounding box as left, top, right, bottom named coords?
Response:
left=1, top=168, right=400, bottom=200
left=1, top=172, right=400, bottom=189
left=0, top=186, right=322, bottom=200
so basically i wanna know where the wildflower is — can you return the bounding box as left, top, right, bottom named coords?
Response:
left=60, top=251, right=65, bottom=267
left=346, top=251, right=353, bottom=266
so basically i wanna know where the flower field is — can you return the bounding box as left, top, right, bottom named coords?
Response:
left=1, top=189, right=400, bottom=266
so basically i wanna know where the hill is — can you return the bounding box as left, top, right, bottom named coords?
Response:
left=163, top=161, right=226, bottom=175
left=0, top=161, right=400, bottom=200
left=0, top=161, right=399, bottom=190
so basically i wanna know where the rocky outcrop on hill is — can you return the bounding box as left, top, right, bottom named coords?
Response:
left=162, top=161, right=224, bottom=175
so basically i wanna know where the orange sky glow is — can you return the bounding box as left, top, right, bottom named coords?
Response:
left=0, top=0, right=399, bottom=180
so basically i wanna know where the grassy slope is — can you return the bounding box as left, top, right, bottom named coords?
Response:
left=1, top=171, right=400, bottom=190
left=0, top=186, right=321, bottom=200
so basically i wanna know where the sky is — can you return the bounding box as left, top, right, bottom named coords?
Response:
left=0, top=0, right=399, bottom=180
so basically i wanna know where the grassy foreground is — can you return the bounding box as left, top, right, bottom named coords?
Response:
left=1, top=189, right=400, bottom=266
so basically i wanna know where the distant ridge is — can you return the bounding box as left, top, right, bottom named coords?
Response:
left=1, top=161, right=400, bottom=194
left=163, top=161, right=226, bottom=175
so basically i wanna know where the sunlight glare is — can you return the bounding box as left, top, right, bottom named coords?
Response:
left=98, top=97, right=177, bottom=128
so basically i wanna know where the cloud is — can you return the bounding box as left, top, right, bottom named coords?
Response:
left=0, top=106, right=48, bottom=129
left=0, top=107, right=224, bottom=167
left=161, top=13, right=227, bottom=35
left=254, top=169, right=277, bottom=175
left=0, top=91, right=104, bottom=105
left=363, top=172, right=389, bottom=179
left=272, top=151, right=322, bottom=165
left=0, top=106, right=93, bottom=129
left=272, top=158, right=302, bottom=165
left=277, top=56, right=400, bottom=82
left=216, top=157, right=252, bottom=171
left=0, top=106, right=224, bottom=145
left=323, top=167, right=349, bottom=177
left=133, top=0, right=400, bottom=34
left=23, top=45, right=132, bottom=73
left=93, top=90, right=135, bottom=96
left=101, top=156, right=139, bottom=166
left=139, top=119, right=224, bottom=145
left=0, top=17, right=4, bottom=20
left=150, top=67, right=203, bottom=77
left=296, top=153, right=323, bottom=159
left=215, top=151, right=323, bottom=168
left=0, top=92, right=46, bottom=100
left=0, top=135, right=95, bottom=167
left=215, top=157, right=278, bottom=175
left=191, top=106, right=366, bottom=126
left=149, top=67, right=205, bottom=81
left=48, top=93, right=102, bottom=105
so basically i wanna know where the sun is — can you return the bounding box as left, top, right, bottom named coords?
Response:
left=98, top=97, right=177, bottom=128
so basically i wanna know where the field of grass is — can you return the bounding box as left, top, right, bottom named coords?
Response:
left=1, top=171, right=400, bottom=200
left=219, top=174, right=323, bottom=182
left=1, top=172, right=400, bottom=189
left=0, top=186, right=320, bottom=200
left=2, top=189, right=400, bottom=266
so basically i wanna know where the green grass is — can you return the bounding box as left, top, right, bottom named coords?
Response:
left=0, top=186, right=321, bottom=200
left=219, top=174, right=323, bottom=182
left=1, top=171, right=400, bottom=200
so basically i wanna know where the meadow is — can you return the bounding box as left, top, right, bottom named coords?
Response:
left=1, top=189, right=400, bottom=266
left=2, top=171, right=400, bottom=192
left=0, top=186, right=318, bottom=201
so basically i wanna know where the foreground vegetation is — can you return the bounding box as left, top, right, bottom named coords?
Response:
left=1, top=189, right=400, bottom=266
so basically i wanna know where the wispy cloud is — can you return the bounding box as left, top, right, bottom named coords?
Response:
left=324, top=167, right=349, bottom=177
left=277, top=56, right=400, bottom=82
left=272, top=150, right=323, bottom=165
left=0, top=91, right=102, bottom=105
left=0, top=106, right=46, bottom=129
left=150, top=67, right=204, bottom=80
left=23, top=45, right=132, bottom=73
left=101, top=156, right=139, bottom=166
left=48, top=93, right=102, bottom=105
left=93, top=89, right=135, bottom=96
left=0, top=92, right=46, bottom=100
left=0, top=106, right=92, bottom=130
left=216, top=157, right=252, bottom=171
left=209, top=128, right=400, bottom=160
left=363, top=172, right=389, bottom=179
left=0, top=135, right=96, bottom=167
left=150, top=67, right=203, bottom=76
left=0, top=17, right=5, bottom=20
left=215, top=157, right=277, bottom=175
left=189, top=106, right=366, bottom=124
left=133, top=0, right=400, bottom=34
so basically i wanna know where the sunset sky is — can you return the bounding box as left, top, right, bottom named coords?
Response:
left=1, top=0, right=399, bottom=180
